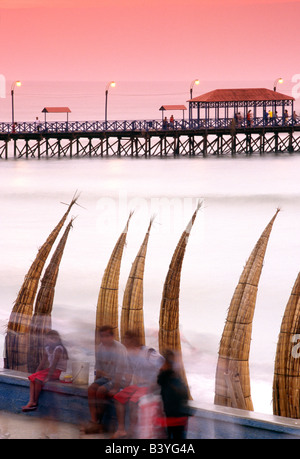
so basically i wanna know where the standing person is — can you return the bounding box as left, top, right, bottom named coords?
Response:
left=84, top=325, right=128, bottom=434
left=163, top=116, right=168, bottom=129
left=284, top=109, right=289, bottom=125
left=21, top=330, right=68, bottom=412
left=157, top=350, right=191, bottom=440
left=112, top=330, right=164, bottom=439
left=268, top=109, right=273, bottom=122
left=169, top=114, right=174, bottom=128
left=35, top=117, right=42, bottom=132
left=237, top=112, right=242, bottom=128
left=246, top=110, right=252, bottom=127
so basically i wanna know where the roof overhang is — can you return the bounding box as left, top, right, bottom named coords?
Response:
left=159, top=105, right=187, bottom=111
left=188, top=88, right=295, bottom=104
left=42, top=107, right=71, bottom=113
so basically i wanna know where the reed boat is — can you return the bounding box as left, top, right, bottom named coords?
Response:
left=4, top=194, right=79, bottom=372
left=95, top=212, right=133, bottom=344
left=214, top=209, right=280, bottom=411
left=120, top=218, right=154, bottom=346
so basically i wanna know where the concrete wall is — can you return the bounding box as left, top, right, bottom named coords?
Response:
left=1, top=369, right=300, bottom=439
left=0, top=369, right=90, bottom=426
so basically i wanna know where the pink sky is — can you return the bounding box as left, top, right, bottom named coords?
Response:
left=1, top=0, right=300, bottom=84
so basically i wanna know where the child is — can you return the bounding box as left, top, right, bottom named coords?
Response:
left=157, top=350, right=191, bottom=440
left=22, top=330, right=68, bottom=412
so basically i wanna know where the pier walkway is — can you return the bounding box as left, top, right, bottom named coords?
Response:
left=2, top=86, right=298, bottom=159
left=1, top=118, right=300, bottom=159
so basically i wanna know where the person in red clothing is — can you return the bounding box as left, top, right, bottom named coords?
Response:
left=157, top=350, right=192, bottom=440
left=22, top=330, right=68, bottom=412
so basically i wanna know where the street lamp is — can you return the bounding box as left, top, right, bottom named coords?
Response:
left=105, top=81, right=116, bottom=124
left=11, top=80, right=21, bottom=126
left=273, top=77, right=283, bottom=92
left=190, top=79, right=200, bottom=99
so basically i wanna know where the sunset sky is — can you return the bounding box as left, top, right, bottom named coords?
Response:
left=0, top=0, right=300, bottom=84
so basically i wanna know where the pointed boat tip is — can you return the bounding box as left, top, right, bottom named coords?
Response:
left=70, top=190, right=82, bottom=208
left=196, top=199, right=203, bottom=211
left=69, top=216, right=77, bottom=227
left=122, top=210, right=134, bottom=233
left=148, top=214, right=156, bottom=231
left=270, top=207, right=281, bottom=222
left=185, top=199, right=203, bottom=234
left=61, top=190, right=84, bottom=210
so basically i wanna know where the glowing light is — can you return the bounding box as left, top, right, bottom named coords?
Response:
left=273, top=77, right=283, bottom=91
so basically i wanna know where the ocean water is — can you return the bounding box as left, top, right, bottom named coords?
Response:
left=1, top=80, right=300, bottom=416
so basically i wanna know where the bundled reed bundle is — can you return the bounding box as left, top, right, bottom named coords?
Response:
left=159, top=201, right=202, bottom=398
left=4, top=194, right=78, bottom=371
left=273, top=271, right=300, bottom=418
left=214, top=209, right=280, bottom=411
left=95, top=212, right=133, bottom=345
left=120, top=218, right=153, bottom=346
left=27, top=218, right=74, bottom=373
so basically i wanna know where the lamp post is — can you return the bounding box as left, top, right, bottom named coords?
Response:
left=11, top=80, right=21, bottom=127
left=190, top=79, right=200, bottom=99
left=189, top=79, right=199, bottom=121
left=273, top=77, right=283, bottom=92
left=105, top=81, right=116, bottom=125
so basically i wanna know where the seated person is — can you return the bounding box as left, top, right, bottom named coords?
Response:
left=84, top=325, right=128, bottom=434
left=112, top=330, right=164, bottom=438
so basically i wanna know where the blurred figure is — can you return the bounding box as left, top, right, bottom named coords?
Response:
left=22, top=330, right=68, bottom=412
left=293, top=110, right=298, bottom=124
left=84, top=325, right=128, bottom=434
left=157, top=349, right=191, bottom=440
left=163, top=116, right=168, bottom=129
left=284, top=109, right=289, bottom=125
left=112, top=330, right=164, bottom=439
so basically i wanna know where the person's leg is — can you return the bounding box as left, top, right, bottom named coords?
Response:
left=126, top=401, right=139, bottom=438
left=87, top=382, right=101, bottom=423
left=22, top=376, right=45, bottom=411
left=23, top=381, right=38, bottom=408
left=126, top=387, right=148, bottom=438
left=32, top=379, right=43, bottom=405
left=84, top=382, right=109, bottom=433
left=95, top=384, right=110, bottom=422
left=112, top=386, right=139, bottom=438
left=111, top=401, right=127, bottom=438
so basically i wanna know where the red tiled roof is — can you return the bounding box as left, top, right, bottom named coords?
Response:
left=159, top=105, right=187, bottom=111
left=42, top=107, right=71, bottom=113
left=189, top=88, right=294, bottom=103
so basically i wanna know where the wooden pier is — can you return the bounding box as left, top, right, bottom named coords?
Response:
left=1, top=87, right=298, bottom=159
left=1, top=124, right=300, bottom=159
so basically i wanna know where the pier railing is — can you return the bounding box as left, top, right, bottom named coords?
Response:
left=1, top=116, right=298, bottom=135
